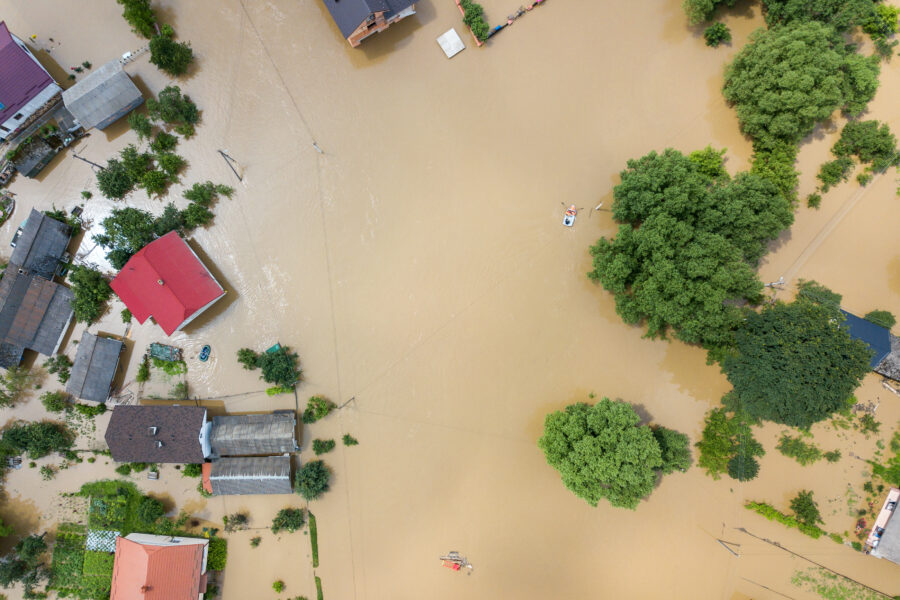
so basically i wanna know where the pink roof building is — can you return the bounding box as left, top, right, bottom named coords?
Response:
left=0, top=22, right=60, bottom=141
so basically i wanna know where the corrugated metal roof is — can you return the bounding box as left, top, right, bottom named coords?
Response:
left=67, top=331, right=123, bottom=402
left=209, top=412, right=297, bottom=457
left=11, top=208, right=70, bottom=279
left=209, top=456, right=293, bottom=495
left=840, top=310, right=890, bottom=368
left=62, top=60, right=143, bottom=130
left=0, top=22, right=55, bottom=123
left=0, top=268, right=73, bottom=362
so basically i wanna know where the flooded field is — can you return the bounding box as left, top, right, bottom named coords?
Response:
left=0, top=0, right=898, bottom=599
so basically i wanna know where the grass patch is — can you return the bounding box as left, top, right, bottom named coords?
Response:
left=792, top=567, right=883, bottom=599
left=309, top=511, right=319, bottom=568
left=152, top=357, right=187, bottom=376
left=315, top=575, right=324, bottom=600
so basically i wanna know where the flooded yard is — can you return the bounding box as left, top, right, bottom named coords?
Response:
left=0, top=0, right=898, bottom=598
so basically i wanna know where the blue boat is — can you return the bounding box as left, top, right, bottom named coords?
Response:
left=199, top=345, right=211, bottom=362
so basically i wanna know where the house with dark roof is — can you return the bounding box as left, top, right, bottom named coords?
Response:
left=105, top=405, right=209, bottom=464
left=320, top=0, right=417, bottom=47
left=62, top=60, right=143, bottom=131
left=840, top=309, right=900, bottom=381
left=110, top=533, right=208, bottom=600
left=110, top=232, right=226, bottom=336
left=0, top=22, right=61, bottom=142
left=201, top=456, right=293, bottom=496
left=66, top=331, right=124, bottom=402
left=208, top=412, right=298, bottom=457
left=11, top=209, right=71, bottom=279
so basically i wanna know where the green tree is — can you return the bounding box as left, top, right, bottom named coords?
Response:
left=93, top=207, right=156, bottom=268
left=140, top=169, right=169, bottom=197
left=0, top=557, right=28, bottom=588
left=683, top=0, right=737, bottom=24
left=723, top=22, right=880, bottom=147
left=207, top=538, right=227, bottom=570
left=120, top=144, right=152, bottom=183
left=761, top=0, right=877, bottom=30
left=704, top=22, right=732, bottom=47
left=149, top=131, right=178, bottom=153
left=727, top=453, right=760, bottom=481
left=312, top=439, right=336, bottom=455
left=651, top=426, right=691, bottom=474
left=127, top=111, right=153, bottom=141
left=256, top=347, right=300, bottom=388
left=184, top=181, right=233, bottom=206
left=865, top=309, right=896, bottom=329
left=182, top=463, right=202, bottom=477
left=15, top=535, right=47, bottom=567
left=96, top=158, right=134, bottom=200
left=68, top=266, right=113, bottom=324
left=459, top=0, right=490, bottom=42
left=40, top=391, right=69, bottom=413
left=149, top=32, right=194, bottom=77
left=156, top=152, right=186, bottom=179
left=832, top=120, right=899, bottom=171
left=790, top=490, right=824, bottom=525
left=750, top=140, right=799, bottom=202
left=146, top=86, right=199, bottom=125
left=1, top=421, right=73, bottom=459
left=43, top=354, right=73, bottom=384
left=116, top=0, right=157, bottom=38
left=696, top=405, right=765, bottom=479
left=724, top=296, right=872, bottom=428
left=137, top=496, right=164, bottom=524
left=0, top=367, right=35, bottom=408
left=538, top=399, right=663, bottom=509
left=271, top=508, right=305, bottom=534
left=182, top=202, right=214, bottom=229
left=862, top=3, right=900, bottom=39
left=237, top=348, right=259, bottom=370
left=301, top=396, right=335, bottom=424
left=295, top=460, right=331, bottom=501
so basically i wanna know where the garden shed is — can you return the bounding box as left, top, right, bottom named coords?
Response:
left=62, top=60, right=144, bottom=131
left=202, top=456, right=293, bottom=495
left=208, top=412, right=297, bottom=457
left=11, top=208, right=71, bottom=279
left=66, top=331, right=124, bottom=402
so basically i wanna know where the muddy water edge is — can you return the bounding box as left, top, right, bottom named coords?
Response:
left=0, top=0, right=897, bottom=599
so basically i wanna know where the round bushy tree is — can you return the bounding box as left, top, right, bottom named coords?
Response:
left=295, top=460, right=330, bottom=501
left=790, top=490, right=823, bottom=526
left=538, top=399, right=665, bottom=509
left=137, top=497, right=164, bottom=524
left=727, top=453, right=759, bottom=481
left=271, top=508, right=305, bottom=534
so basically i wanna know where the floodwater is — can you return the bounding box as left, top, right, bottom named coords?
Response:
left=0, top=0, right=898, bottom=599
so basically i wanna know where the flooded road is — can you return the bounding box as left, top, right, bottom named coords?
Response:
left=0, top=0, right=898, bottom=599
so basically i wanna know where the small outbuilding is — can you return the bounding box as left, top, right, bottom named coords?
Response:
left=62, top=60, right=143, bottom=131
left=201, top=456, right=293, bottom=496
left=11, top=208, right=71, bottom=279
left=66, top=331, right=124, bottom=402
left=320, top=0, right=417, bottom=47
left=110, top=232, right=226, bottom=336
left=209, top=412, right=298, bottom=457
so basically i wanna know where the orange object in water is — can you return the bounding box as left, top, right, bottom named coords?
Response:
left=442, top=561, right=462, bottom=571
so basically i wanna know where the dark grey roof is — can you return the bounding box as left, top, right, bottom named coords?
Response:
left=67, top=331, right=123, bottom=402
left=105, top=405, right=206, bottom=463
left=0, top=268, right=73, bottom=366
left=10, top=208, right=70, bottom=279
left=62, top=61, right=144, bottom=130
left=209, top=456, right=293, bottom=495
left=209, top=412, right=297, bottom=457
left=320, top=0, right=416, bottom=38
left=872, top=509, right=900, bottom=564
left=875, top=334, right=900, bottom=382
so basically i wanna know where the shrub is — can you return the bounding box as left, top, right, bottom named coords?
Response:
left=152, top=357, right=187, bottom=375
left=745, top=501, right=825, bottom=539
left=149, top=131, right=178, bottom=153
left=273, top=580, right=285, bottom=593
left=864, top=309, right=896, bottom=330
left=791, top=490, right=823, bottom=526
left=40, top=464, right=55, bottom=480
left=42, top=354, right=72, bottom=384
left=127, top=111, right=152, bottom=141
left=266, top=386, right=291, bottom=396
left=136, top=358, right=150, bottom=383
left=862, top=2, right=900, bottom=39
left=140, top=169, right=169, bottom=197
left=696, top=406, right=764, bottom=480
left=68, top=265, right=113, bottom=324
left=137, top=496, right=164, bottom=524
left=271, top=508, right=305, bottom=534
left=169, top=381, right=188, bottom=400
left=184, top=181, right=233, bottom=206
left=704, top=22, right=731, bottom=46
left=295, top=460, right=331, bottom=501
left=777, top=434, right=823, bottom=466
left=859, top=414, right=880, bottom=434
left=96, top=158, right=134, bottom=199
left=197, top=482, right=212, bottom=498
left=851, top=540, right=863, bottom=551
left=223, top=513, right=248, bottom=532
left=817, top=157, right=854, bottom=191
left=250, top=536, right=261, bottom=548
left=117, top=0, right=157, bottom=38
left=824, top=450, right=842, bottom=463
left=81, top=190, right=92, bottom=200
left=302, top=396, right=335, bottom=424
left=207, top=538, right=227, bottom=570
left=2, top=421, right=73, bottom=458
left=149, top=32, right=194, bottom=77
left=40, top=391, right=69, bottom=413
left=342, top=434, right=359, bottom=446
left=182, top=463, right=202, bottom=477
left=806, top=193, right=821, bottom=209
left=146, top=86, right=199, bottom=125
left=829, top=532, right=844, bottom=544
left=237, top=348, right=258, bottom=369
left=115, top=463, right=133, bottom=476
left=257, top=347, right=300, bottom=388
left=459, top=0, right=490, bottom=41
left=727, top=454, right=759, bottom=481
left=312, top=439, right=335, bottom=455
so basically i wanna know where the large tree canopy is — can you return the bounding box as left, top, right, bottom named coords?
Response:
left=538, top=399, right=686, bottom=509
left=761, top=0, right=877, bottom=30
left=589, top=148, right=792, bottom=350
left=723, top=21, right=879, bottom=147
left=723, top=295, right=872, bottom=428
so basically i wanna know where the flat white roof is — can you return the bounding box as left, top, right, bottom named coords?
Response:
left=437, top=28, right=465, bottom=59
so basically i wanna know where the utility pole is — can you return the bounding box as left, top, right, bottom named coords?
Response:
left=72, top=150, right=104, bottom=170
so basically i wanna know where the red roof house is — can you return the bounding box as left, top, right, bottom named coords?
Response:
left=0, top=22, right=61, bottom=141
left=110, top=534, right=208, bottom=600
left=110, top=232, right=225, bottom=336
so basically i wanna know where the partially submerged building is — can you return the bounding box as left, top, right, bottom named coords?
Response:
left=110, top=533, right=208, bottom=600
left=201, top=455, right=293, bottom=496
left=209, top=412, right=298, bottom=457
left=867, top=487, right=900, bottom=564
left=0, top=22, right=61, bottom=142
left=66, top=331, right=124, bottom=402
left=0, top=209, right=73, bottom=368
left=62, top=60, right=143, bottom=131
left=320, top=0, right=417, bottom=47
left=840, top=310, right=900, bottom=382
left=110, top=232, right=226, bottom=336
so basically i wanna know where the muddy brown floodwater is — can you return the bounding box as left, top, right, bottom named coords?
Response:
left=0, top=0, right=898, bottom=598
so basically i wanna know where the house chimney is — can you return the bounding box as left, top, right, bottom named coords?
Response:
left=157, top=279, right=164, bottom=285
left=140, top=585, right=151, bottom=592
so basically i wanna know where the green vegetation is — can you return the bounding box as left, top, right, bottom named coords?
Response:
left=2, top=421, right=73, bottom=459
left=149, top=131, right=178, bottom=153
left=136, top=496, right=164, bottom=524
left=149, top=27, right=194, bottom=77
left=0, top=533, right=49, bottom=594
left=723, top=287, right=872, bottom=428
left=136, top=358, right=150, bottom=383
left=792, top=567, right=885, bottom=600
left=197, top=481, right=212, bottom=498
left=864, top=309, right=896, bottom=329
left=121, top=308, right=132, bottom=323
left=96, top=158, right=132, bottom=199
left=40, top=391, right=70, bottom=414
left=790, top=490, right=823, bottom=526
left=184, top=181, right=233, bottom=205
left=342, top=434, right=359, bottom=446
left=250, top=536, right=261, bottom=548
left=651, top=426, right=692, bottom=473
left=152, top=357, right=187, bottom=375
left=723, top=22, right=879, bottom=148
left=862, top=2, right=900, bottom=39
left=696, top=405, right=764, bottom=481
left=682, top=0, right=736, bottom=24
left=870, top=429, right=900, bottom=486
left=704, top=22, right=731, bottom=46
left=762, top=0, right=878, bottom=30
left=45, top=206, right=82, bottom=235
left=302, top=396, right=335, bottom=424
left=127, top=111, right=152, bottom=141
left=315, top=576, right=323, bottom=600
left=296, top=460, right=331, bottom=501
left=309, top=512, right=319, bottom=568
left=0, top=366, right=35, bottom=408
left=273, top=580, right=285, bottom=593
left=824, top=450, right=842, bottom=463
left=146, top=86, right=200, bottom=128
left=169, top=381, right=188, bottom=400
left=817, top=156, right=854, bottom=191
left=223, top=512, right=248, bottom=532
left=116, top=0, right=157, bottom=38
left=859, top=413, right=880, bottom=435
left=832, top=120, right=899, bottom=171
left=588, top=148, right=792, bottom=353
left=312, top=439, right=336, bottom=456
left=777, top=434, right=823, bottom=465
left=68, top=266, right=113, bottom=324
left=460, top=0, right=490, bottom=42
left=207, top=538, right=227, bottom=570
left=271, top=508, right=305, bottom=534
left=538, top=398, right=689, bottom=509
left=40, top=464, right=56, bottom=480
left=806, top=192, right=822, bottom=209
left=182, top=464, right=201, bottom=479
left=43, top=354, right=73, bottom=385
left=235, top=346, right=301, bottom=388
left=750, top=140, right=799, bottom=202
left=745, top=501, right=825, bottom=538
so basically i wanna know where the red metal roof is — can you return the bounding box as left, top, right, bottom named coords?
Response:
left=0, top=22, right=54, bottom=124
left=110, top=537, right=206, bottom=600
left=110, top=232, right=224, bottom=336
left=201, top=462, right=213, bottom=494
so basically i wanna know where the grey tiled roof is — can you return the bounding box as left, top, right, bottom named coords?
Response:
left=105, top=405, right=206, bottom=463
left=209, top=456, right=293, bottom=495
left=67, top=331, right=123, bottom=402
left=0, top=269, right=73, bottom=365
left=320, top=0, right=416, bottom=38
left=209, top=412, right=297, bottom=457
left=62, top=61, right=144, bottom=130
left=11, top=208, right=70, bottom=279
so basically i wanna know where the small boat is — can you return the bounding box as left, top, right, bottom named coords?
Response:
left=199, top=345, right=211, bottom=362
left=563, top=204, right=577, bottom=227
